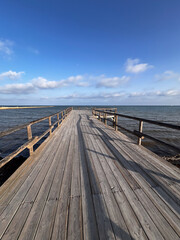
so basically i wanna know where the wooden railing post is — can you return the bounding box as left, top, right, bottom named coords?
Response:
left=27, top=124, right=33, bottom=155
left=113, top=109, right=118, bottom=130
left=61, top=111, right=63, bottom=121
left=57, top=113, right=59, bottom=127
left=114, top=110, right=118, bottom=131
left=49, top=116, right=52, bottom=135
left=105, top=113, right=107, bottom=125
left=138, top=120, right=143, bottom=145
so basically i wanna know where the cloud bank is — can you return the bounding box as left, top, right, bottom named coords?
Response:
left=156, top=71, right=180, bottom=81
left=0, top=70, right=25, bottom=80
left=0, top=73, right=130, bottom=94
left=125, top=58, right=153, bottom=74
left=97, top=75, right=130, bottom=88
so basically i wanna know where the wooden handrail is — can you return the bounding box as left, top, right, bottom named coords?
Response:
left=0, top=107, right=72, bottom=138
left=0, top=107, right=73, bottom=168
left=93, top=108, right=180, bottom=152
left=94, top=109, right=180, bottom=131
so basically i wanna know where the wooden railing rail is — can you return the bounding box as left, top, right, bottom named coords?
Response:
left=0, top=107, right=73, bottom=168
left=92, top=108, right=180, bottom=153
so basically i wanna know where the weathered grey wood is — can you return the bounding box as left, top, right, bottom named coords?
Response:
left=49, top=116, right=52, bottom=135
left=88, top=126, right=148, bottom=240
left=33, top=125, right=73, bottom=240
left=135, top=188, right=180, bottom=240
left=18, top=123, right=72, bottom=240
left=27, top=124, right=33, bottom=155
left=93, top=194, right=116, bottom=240
left=0, top=122, right=66, bottom=203
left=90, top=113, right=180, bottom=235
left=0, top=115, right=72, bottom=238
left=0, top=110, right=180, bottom=240
left=0, top=124, right=68, bottom=239
left=95, top=109, right=180, bottom=130
left=57, top=113, right=60, bottom=126
left=84, top=125, right=131, bottom=240
left=97, top=122, right=180, bottom=205
left=138, top=120, right=143, bottom=145
left=79, top=132, right=99, bottom=240
left=51, top=123, right=75, bottom=240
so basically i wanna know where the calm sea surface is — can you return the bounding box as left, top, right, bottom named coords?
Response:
left=0, top=106, right=180, bottom=159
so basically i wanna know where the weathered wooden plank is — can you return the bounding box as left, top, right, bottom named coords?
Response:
left=78, top=115, right=100, bottom=240
left=0, top=110, right=180, bottom=240
left=92, top=117, right=180, bottom=204
left=90, top=115, right=180, bottom=235
left=135, top=188, right=180, bottom=240
left=0, top=115, right=70, bottom=202
left=83, top=125, right=131, bottom=240
left=88, top=126, right=148, bottom=240
left=0, top=115, right=73, bottom=238
left=18, top=122, right=72, bottom=240
left=1, top=122, right=71, bottom=239
left=51, top=122, right=75, bottom=240
left=93, top=194, right=116, bottom=240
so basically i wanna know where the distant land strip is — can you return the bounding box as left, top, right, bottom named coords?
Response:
left=0, top=106, right=54, bottom=110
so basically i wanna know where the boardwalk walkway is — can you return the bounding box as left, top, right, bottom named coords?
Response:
left=0, top=110, right=180, bottom=240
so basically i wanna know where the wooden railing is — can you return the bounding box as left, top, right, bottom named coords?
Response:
left=0, top=107, right=73, bottom=168
left=92, top=108, right=180, bottom=153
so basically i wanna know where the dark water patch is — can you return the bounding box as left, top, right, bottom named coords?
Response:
left=0, top=149, right=29, bottom=186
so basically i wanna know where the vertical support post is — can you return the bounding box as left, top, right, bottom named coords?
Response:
left=27, top=124, right=33, bottom=155
left=61, top=111, right=63, bottom=121
left=49, top=116, right=52, bottom=135
left=113, top=109, right=117, bottom=130
left=138, top=120, right=143, bottom=145
left=99, top=111, right=101, bottom=121
left=105, top=113, right=107, bottom=125
left=114, top=109, right=118, bottom=131
left=57, top=113, right=59, bottom=127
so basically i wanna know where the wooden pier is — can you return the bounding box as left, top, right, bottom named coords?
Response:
left=0, top=109, right=180, bottom=239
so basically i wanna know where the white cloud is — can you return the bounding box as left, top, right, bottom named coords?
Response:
left=125, top=58, right=153, bottom=74
left=0, top=74, right=88, bottom=94
left=0, top=39, right=14, bottom=56
left=129, top=89, right=180, bottom=98
left=76, top=82, right=90, bottom=87
left=0, top=70, right=25, bottom=80
left=97, top=75, right=130, bottom=88
left=67, top=75, right=83, bottom=82
left=32, top=75, right=86, bottom=89
left=155, top=71, right=180, bottom=81
left=32, top=77, right=60, bottom=89
left=0, top=83, right=35, bottom=94
left=57, top=92, right=126, bottom=100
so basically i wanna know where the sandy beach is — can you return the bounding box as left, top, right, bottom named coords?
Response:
left=0, top=106, right=54, bottom=110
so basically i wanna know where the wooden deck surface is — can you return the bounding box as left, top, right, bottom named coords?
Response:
left=0, top=110, right=180, bottom=240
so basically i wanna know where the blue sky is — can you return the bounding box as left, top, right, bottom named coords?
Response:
left=0, top=0, right=180, bottom=105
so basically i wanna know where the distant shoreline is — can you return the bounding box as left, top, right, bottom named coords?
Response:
left=0, top=106, right=54, bottom=110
